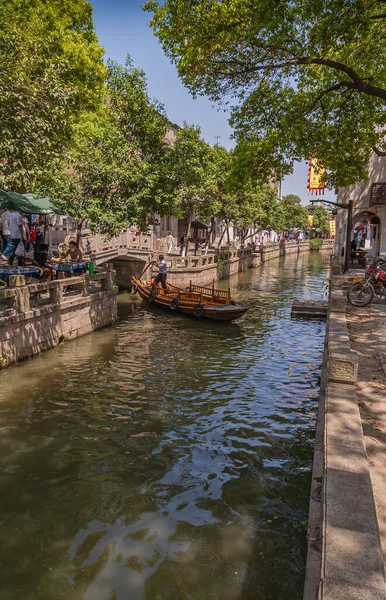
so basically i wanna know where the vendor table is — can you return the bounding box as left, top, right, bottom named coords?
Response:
left=49, top=262, right=89, bottom=276
left=0, top=266, right=41, bottom=283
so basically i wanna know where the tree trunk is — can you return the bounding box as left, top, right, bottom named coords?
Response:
left=210, top=217, right=215, bottom=244
left=76, top=218, right=84, bottom=248
left=241, top=227, right=249, bottom=242
left=183, top=208, right=192, bottom=256
left=217, top=223, right=228, bottom=249
left=242, top=228, right=259, bottom=243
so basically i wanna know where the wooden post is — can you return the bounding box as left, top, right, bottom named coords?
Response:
left=212, top=281, right=214, bottom=300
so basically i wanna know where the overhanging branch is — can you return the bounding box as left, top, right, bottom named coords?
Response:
left=372, top=146, right=386, bottom=156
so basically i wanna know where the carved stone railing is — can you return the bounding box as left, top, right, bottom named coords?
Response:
left=166, top=247, right=253, bottom=270
left=0, top=265, right=117, bottom=321
left=81, top=229, right=154, bottom=263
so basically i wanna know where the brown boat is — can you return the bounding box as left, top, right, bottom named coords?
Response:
left=131, top=277, right=248, bottom=321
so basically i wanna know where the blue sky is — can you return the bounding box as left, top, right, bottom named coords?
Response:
left=91, top=0, right=336, bottom=204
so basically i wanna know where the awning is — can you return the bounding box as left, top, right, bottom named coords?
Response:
left=0, top=188, right=61, bottom=214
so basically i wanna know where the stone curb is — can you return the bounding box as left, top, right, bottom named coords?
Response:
left=304, top=280, right=386, bottom=600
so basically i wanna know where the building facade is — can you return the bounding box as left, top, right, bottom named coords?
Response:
left=334, top=152, right=386, bottom=263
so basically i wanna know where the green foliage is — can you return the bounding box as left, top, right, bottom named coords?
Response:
left=311, top=206, right=330, bottom=233
left=310, top=238, right=323, bottom=250
left=278, top=195, right=309, bottom=232
left=44, top=58, right=175, bottom=236
left=146, top=0, right=386, bottom=188
left=0, top=0, right=106, bottom=190
left=167, top=123, right=220, bottom=222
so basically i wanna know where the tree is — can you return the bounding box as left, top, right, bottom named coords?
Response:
left=146, top=0, right=386, bottom=187
left=167, top=123, right=220, bottom=245
left=0, top=0, right=106, bottom=190
left=45, top=58, right=175, bottom=237
left=310, top=206, right=330, bottom=233
left=278, top=195, right=309, bottom=232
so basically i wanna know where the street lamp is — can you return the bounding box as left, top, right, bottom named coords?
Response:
left=309, top=199, right=354, bottom=273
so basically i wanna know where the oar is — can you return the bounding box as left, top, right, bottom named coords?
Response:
left=138, top=260, right=153, bottom=281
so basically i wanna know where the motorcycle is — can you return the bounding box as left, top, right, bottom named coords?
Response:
left=347, top=258, right=386, bottom=307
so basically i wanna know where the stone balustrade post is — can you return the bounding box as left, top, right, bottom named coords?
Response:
left=9, top=274, right=26, bottom=288
left=80, top=276, right=91, bottom=297
left=15, top=286, right=30, bottom=314
left=49, top=281, right=63, bottom=305
left=101, top=264, right=115, bottom=291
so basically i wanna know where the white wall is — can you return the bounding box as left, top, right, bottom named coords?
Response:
left=334, top=152, right=386, bottom=259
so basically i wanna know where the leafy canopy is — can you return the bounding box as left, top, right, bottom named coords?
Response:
left=45, top=59, right=175, bottom=236
left=0, top=0, right=106, bottom=190
left=311, top=205, right=330, bottom=233
left=166, top=123, right=221, bottom=221
left=146, top=0, right=386, bottom=187
left=277, top=195, right=309, bottom=232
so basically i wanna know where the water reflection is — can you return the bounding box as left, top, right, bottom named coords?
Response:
left=0, top=252, right=328, bottom=600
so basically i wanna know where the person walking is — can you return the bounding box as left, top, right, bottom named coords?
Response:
left=179, top=233, right=186, bottom=256
left=0, top=209, right=11, bottom=260
left=33, top=215, right=45, bottom=254
left=166, top=232, right=174, bottom=254
left=8, top=209, right=24, bottom=266
left=21, top=213, right=30, bottom=251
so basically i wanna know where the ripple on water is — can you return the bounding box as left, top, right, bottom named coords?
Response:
left=0, top=253, right=328, bottom=600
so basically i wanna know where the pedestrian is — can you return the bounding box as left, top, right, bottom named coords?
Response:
left=8, top=208, right=24, bottom=266
left=21, top=213, right=30, bottom=252
left=166, top=232, right=174, bottom=254
left=356, top=231, right=363, bottom=250
left=179, top=233, right=186, bottom=256
left=0, top=209, right=11, bottom=260
left=152, top=254, right=168, bottom=290
left=33, top=215, right=45, bottom=254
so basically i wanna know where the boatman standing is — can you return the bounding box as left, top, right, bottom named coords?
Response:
left=153, top=254, right=168, bottom=290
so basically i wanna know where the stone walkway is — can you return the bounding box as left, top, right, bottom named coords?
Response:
left=347, top=299, right=386, bottom=567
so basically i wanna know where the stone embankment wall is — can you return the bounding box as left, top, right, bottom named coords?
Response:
left=166, top=239, right=334, bottom=287
left=113, top=240, right=334, bottom=289
left=303, top=277, right=385, bottom=600
left=0, top=266, right=118, bottom=370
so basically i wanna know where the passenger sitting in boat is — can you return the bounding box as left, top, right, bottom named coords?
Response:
left=152, top=254, right=167, bottom=290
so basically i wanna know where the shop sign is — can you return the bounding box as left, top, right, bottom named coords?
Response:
left=370, top=182, right=386, bottom=205
left=328, top=220, right=336, bottom=236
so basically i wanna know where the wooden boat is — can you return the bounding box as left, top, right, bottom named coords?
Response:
left=131, top=277, right=248, bottom=321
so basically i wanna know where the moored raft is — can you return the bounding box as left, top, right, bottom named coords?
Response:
left=131, top=278, right=248, bottom=321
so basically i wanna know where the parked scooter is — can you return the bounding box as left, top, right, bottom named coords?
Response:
left=347, top=258, right=386, bottom=307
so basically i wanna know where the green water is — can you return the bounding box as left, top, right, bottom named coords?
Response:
left=0, top=252, right=328, bottom=600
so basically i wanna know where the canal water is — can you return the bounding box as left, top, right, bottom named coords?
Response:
left=0, top=252, right=328, bottom=600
